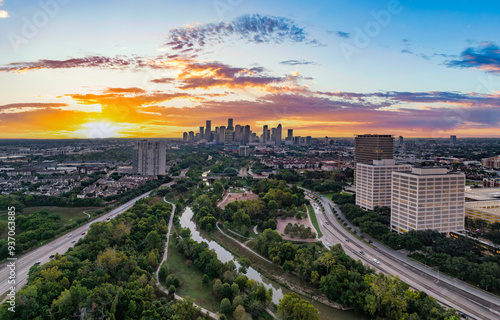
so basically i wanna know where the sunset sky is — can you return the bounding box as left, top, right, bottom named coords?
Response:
left=1, top=0, right=500, bottom=139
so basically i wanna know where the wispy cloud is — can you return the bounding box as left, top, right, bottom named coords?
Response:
left=165, top=14, right=321, bottom=51
left=445, top=42, right=500, bottom=74
left=327, top=30, right=350, bottom=39
left=279, top=60, right=316, bottom=66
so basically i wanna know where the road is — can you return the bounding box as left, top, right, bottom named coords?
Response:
left=0, top=181, right=175, bottom=300
left=307, top=191, right=500, bottom=320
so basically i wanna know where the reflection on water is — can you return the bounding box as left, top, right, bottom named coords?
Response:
left=179, top=207, right=363, bottom=320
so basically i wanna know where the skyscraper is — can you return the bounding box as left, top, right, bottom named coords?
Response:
left=451, top=135, right=457, bottom=144
left=182, top=132, right=187, bottom=142
left=399, top=136, right=403, bottom=145
left=276, top=124, right=282, bottom=145
left=355, top=134, right=394, bottom=164
left=287, top=129, right=293, bottom=141
left=228, top=118, right=234, bottom=130
left=133, top=140, right=166, bottom=175
left=235, top=125, right=242, bottom=142
left=199, top=127, right=204, bottom=140
left=205, top=120, right=212, bottom=141
left=224, top=128, right=234, bottom=146
left=218, top=126, right=226, bottom=145
left=188, top=131, right=194, bottom=142
left=244, top=125, right=251, bottom=143
left=263, top=125, right=268, bottom=142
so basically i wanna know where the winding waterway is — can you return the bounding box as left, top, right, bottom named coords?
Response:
left=179, top=207, right=364, bottom=320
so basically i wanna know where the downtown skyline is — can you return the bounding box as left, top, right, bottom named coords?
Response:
left=1, top=1, right=500, bottom=138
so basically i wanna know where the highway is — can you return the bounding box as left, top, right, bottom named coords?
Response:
left=0, top=181, right=175, bottom=301
left=307, top=192, right=500, bottom=320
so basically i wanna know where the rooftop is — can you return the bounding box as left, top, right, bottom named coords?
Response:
left=465, top=200, right=500, bottom=218
left=465, top=187, right=500, bottom=201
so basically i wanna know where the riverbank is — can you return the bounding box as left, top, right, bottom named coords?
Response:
left=210, top=226, right=352, bottom=312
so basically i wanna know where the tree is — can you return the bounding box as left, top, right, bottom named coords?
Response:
left=159, top=263, right=169, bottom=283
left=268, top=200, right=278, bottom=211
left=233, top=305, right=251, bottom=320
left=220, top=298, right=232, bottom=315
left=278, top=293, right=319, bottom=320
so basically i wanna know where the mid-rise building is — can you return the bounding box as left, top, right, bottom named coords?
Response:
left=391, top=167, right=465, bottom=234
left=356, top=159, right=412, bottom=210
left=355, top=134, right=394, bottom=164
left=132, top=140, right=166, bottom=175
left=239, top=146, right=250, bottom=157
left=482, top=156, right=500, bottom=169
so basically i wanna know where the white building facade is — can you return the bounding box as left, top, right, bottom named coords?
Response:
left=391, top=167, right=465, bottom=234
left=356, top=159, right=412, bottom=210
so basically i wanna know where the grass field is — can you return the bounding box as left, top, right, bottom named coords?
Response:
left=20, top=206, right=100, bottom=225
left=307, top=204, right=323, bottom=238
left=166, top=236, right=220, bottom=313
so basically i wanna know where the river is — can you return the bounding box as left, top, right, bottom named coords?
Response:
left=179, top=207, right=364, bottom=320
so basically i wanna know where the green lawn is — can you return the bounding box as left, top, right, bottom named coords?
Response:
left=166, top=236, right=220, bottom=313
left=21, top=206, right=100, bottom=225
left=307, top=204, right=323, bottom=238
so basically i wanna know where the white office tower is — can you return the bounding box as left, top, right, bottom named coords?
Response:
left=356, top=159, right=412, bottom=210
left=133, top=140, right=167, bottom=175
left=391, top=167, right=465, bottom=234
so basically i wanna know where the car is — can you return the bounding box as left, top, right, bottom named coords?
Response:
left=81, top=232, right=86, bottom=235
left=34, top=261, right=41, bottom=266
left=373, top=258, right=380, bottom=264
left=325, top=221, right=330, bottom=225
left=49, top=255, right=55, bottom=259
left=325, top=243, right=331, bottom=248
left=345, top=238, right=349, bottom=242
left=106, top=218, right=110, bottom=221
left=71, top=240, right=76, bottom=243
left=359, top=251, right=364, bottom=255
left=68, top=234, right=72, bottom=237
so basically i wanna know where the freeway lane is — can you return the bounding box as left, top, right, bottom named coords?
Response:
left=0, top=181, right=175, bottom=301
left=310, top=193, right=500, bottom=320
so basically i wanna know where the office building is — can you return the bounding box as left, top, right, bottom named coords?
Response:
left=391, top=167, right=465, bottom=234
left=218, top=126, right=226, bottom=144
left=205, top=120, right=212, bottom=141
left=355, top=134, right=394, bottom=164
left=287, top=129, right=293, bottom=141
left=182, top=132, right=187, bottom=142
left=133, top=140, right=166, bottom=175
left=188, top=131, right=194, bottom=142
left=356, top=159, right=412, bottom=210
left=244, top=125, right=251, bottom=143
left=451, top=135, right=457, bottom=144
left=306, top=136, right=312, bottom=145
left=239, top=146, right=250, bottom=157
left=227, top=118, right=234, bottom=130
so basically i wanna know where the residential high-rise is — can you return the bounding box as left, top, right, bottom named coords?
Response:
left=132, top=140, right=166, bottom=176
left=271, top=128, right=276, bottom=143
left=276, top=124, right=282, bottom=145
left=228, top=118, right=234, bottom=130
left=391, top=167, right=465, bottom=234
left=356, top=159, right=412, bottom=210
left=355, top=134, right=394, bottom=164
left=182, top=132, right=188, bottom=142
left=306, top=136, right=312, bottom=145
left=451, top=135, right=457, bottom=144
left=399, top=136, right=403, bottom=145
left=205, top=120, right=212, bottom=141
left=188, top=131, right=194, bottom=142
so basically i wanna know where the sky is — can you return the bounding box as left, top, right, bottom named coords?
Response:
left=1, top=0, right=500, bottom=139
